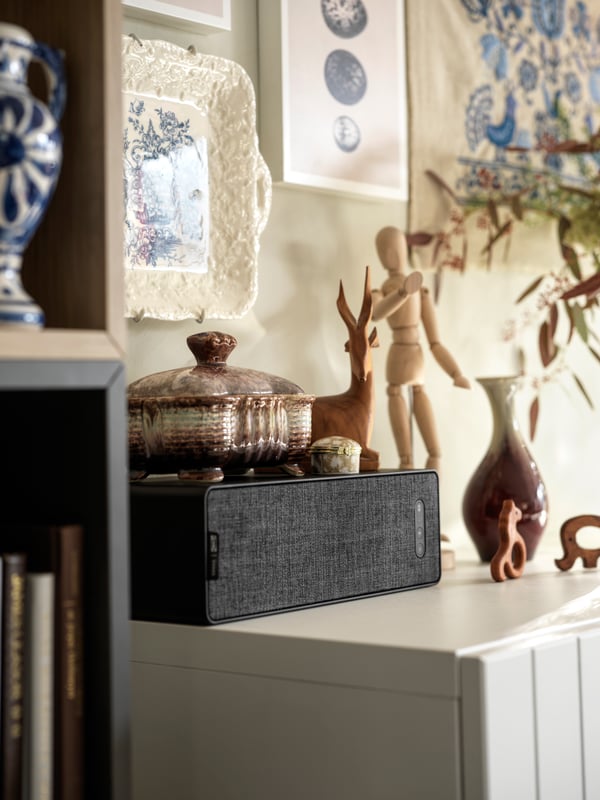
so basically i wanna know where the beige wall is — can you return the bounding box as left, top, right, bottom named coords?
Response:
left=124, top=0, right=599, bottom=555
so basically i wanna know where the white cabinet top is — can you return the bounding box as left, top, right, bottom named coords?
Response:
left=131, top=554, right=600, bottom=697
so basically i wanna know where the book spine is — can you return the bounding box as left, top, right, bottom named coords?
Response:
left=53, top=525, right=84, bottom=800
left=0, top=552, right=26, bottom=800
left=24, top=572, right=55, bottom=800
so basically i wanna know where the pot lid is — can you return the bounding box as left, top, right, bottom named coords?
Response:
left=128, top=331, right=307, bottom=398
left=310, top=436, right=362, bottom=456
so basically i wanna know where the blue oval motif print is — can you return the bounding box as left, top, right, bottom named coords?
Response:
left=324, top=50, right=367, bottom=105
left=333, top=115, right=361, bottom=152
left=321, top=0, right=368, bottom=38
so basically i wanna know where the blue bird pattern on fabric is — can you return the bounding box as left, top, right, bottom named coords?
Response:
left=456, top=0, right=600, bottom=205
left=466, top=85, right=517, bottom=151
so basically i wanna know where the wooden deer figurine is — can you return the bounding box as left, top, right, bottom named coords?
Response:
left=490, top=499, right=527, bottom=582
left=309, top=266, right=380, bottom=471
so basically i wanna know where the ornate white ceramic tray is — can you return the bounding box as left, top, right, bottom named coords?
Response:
left=122, top=35, right=271, bottom=321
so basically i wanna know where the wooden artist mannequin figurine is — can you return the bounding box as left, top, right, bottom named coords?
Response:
left=372, top=226, right=470, bottom=471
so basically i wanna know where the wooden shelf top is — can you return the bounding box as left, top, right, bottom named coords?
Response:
left=0, top=329, right=124, bottom=362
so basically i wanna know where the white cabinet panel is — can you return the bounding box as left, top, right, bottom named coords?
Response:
left=461, top=650, right=536, bottom=800
left=579, top=630, right=600, bottom=799
left=131, top=563, right=600, bottom=800
left=533, top=637, right=583, bottom=800
left=131, top=661, right=461, bottom=800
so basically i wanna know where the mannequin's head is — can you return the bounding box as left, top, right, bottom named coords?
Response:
left=375, top=226, right=408, bottom=274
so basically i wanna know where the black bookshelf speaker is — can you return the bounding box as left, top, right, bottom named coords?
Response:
left=129, top=470, right=441, bottom=625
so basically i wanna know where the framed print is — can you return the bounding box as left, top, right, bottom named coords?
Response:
left=258, top=0, right=408, bottom=200
left=123, top=0, right=231, bottom=32
left=122, top=35, right=272, bottom=322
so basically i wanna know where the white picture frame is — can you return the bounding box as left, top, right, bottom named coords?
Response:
left=123, top=0, right=231, bottom=33
left=258, top=0, right=408, bottom=200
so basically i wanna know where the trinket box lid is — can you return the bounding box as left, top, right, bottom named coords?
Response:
left=309, top=436, right=362, bottom=456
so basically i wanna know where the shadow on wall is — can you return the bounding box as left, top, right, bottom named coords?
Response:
left=258, top=240, right=342, bottom=393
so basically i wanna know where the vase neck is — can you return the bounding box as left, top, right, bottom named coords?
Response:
left=0, top=25, right=34, bottom=85
left=478, top=376, right=522, bottom=449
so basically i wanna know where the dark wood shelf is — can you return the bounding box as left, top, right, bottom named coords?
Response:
left=0, top=1, right=130, bottom=797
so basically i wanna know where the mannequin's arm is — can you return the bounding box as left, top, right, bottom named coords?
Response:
left=421, top=288, right=470, bottom=388
left=372, top=272, right=423, bottom=322
left=372, top=287, right=409, bottom=321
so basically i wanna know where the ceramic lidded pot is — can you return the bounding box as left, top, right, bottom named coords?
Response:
left=128, top=331, right=315, bottom=481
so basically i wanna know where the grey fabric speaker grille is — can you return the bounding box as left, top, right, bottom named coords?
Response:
left=206, top=471, right=439, bottom=621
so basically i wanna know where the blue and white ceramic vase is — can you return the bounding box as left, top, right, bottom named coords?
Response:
left=0, top=23, right=65, bottom=328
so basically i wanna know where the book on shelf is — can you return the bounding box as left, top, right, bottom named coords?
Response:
left=0, top=524, right=84, bottom=800
left=51, top=524, right=84, bottom=800
left=24, top=568, right=55, bottom=800
left=0, top=551, right=26, bottom=800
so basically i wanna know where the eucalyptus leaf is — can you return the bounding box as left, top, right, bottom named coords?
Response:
left=558, top=214, right=571, bottom=243
left=510, top=194, right=524, bottom=221
left=571, top=303, right=589, bottom=342
left=481, top=220, right=512, bottom=255
left=487, top=198, right=499, bottom=229
left=549, top=303, right=558, bottom=337
left=573, top=372, right=594, bottom=409
left=516, top=275, right=544, bottom=303
left=529, top=395, right=539, bottom=440
left=538, top=320, right=557, bottom=367
left=587, top=343, right=600, bottom=365
left=563, top=300, right=576, bottom=343
left=425, top=169, right=458, bottom=202
left=561, top=272, right=600, bottom=300
left=406, top=231, right=433, bottom=247
left=561, top=243, right=582, bottom=280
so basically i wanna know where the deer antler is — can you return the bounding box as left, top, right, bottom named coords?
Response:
left=337, top=266, right=373, bottom=331
left=336, top=281, right=356, bottom=329
left=357, top=266, right=373, bottom=328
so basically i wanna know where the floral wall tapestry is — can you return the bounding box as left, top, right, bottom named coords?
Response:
left=406, top=0, right=600, bottom=273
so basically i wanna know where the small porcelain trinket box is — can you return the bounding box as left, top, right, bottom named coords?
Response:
left=310, top=436, right=361, bottom=474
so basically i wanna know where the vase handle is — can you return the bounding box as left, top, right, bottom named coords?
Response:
left=31, top=40, right=66, bottom=122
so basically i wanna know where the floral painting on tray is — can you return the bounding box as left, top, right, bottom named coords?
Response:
left=406, top=0, right=600, bottom=273
left=123, top=95, right=210, bottom=274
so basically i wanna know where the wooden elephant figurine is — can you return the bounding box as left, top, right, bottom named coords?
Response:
left=555, top=514, right=600, bottom=571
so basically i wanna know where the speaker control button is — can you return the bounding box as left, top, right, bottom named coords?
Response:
left=414, top=500, right=425, bottom=558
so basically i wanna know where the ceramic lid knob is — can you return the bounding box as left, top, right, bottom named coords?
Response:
left=187, top=331, right=237, bottom=366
